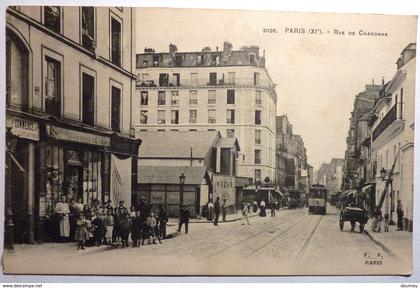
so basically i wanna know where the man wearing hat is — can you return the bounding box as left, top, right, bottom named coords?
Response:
left=178, top=205, right=190, bottom=234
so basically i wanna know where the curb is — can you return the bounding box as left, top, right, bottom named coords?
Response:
left=357, top=223, right=398, bottom=259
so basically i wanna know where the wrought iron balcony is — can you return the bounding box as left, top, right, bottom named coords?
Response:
left=372, top=105, right=397, bottom=141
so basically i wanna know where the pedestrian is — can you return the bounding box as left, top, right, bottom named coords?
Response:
left=113, top=209, right=121, bottom=245
left=146, top=211, right=161, bottom=244
left=242, top=202, right=250, bottom=225
left=117, top=201, right=125, bottom=214
left=207, top=201, right=214, bottom=221
left=158, top=204, right=168, bottom=239
left=138, top=196, right=149, bottom=219
left=260, top=199, right=266, bottom=217
left=178, top=205, right=190, bottom=234
left=74, top=213, right=89, bottom=250
left=384, top=214, right=390, bottom=232
left=252, top=201, right=258, bottom=214
left=69, top=198, right=77, bottom=241
left=119, top=212, right=130, bottom=248
left=130, top=206, right=136, bottom=217
left=397, top=199, right=404, bottom=231
left=104, top=208, right=114, bottom=245
left=85, top=212, right=95, bottom=246
left=91, top=211, right=106, bottom=246
left=221, top=199, right=227, bottom=221
left=214, top=197, right=221, bottom=226
left=270, top=202, right=276, bottom=217
left=131, top=210, right=142, bottom=247
left=55, top=196, right=70, bottom=242
left=373, top=207, right=382, bottom=233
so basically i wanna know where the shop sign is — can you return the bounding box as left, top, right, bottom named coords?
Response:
left=6, top=115, right=39, bottom=141
left=46, top=125, right=110, bottom=146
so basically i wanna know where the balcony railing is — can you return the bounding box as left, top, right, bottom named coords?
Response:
left=137, top=77, right=275, bottom=91
left=372, top=105, right=397, bottom=141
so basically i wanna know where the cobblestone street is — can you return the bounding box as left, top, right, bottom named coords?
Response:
left=3, top=205, right=411, bottom=275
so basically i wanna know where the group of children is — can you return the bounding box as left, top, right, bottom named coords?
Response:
left=74, top=202, right=167, bottom=250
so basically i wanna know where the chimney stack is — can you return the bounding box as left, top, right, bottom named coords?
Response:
left=372, top=78, right=374, bottom=85
left=382, top=77, right=385, bottom=85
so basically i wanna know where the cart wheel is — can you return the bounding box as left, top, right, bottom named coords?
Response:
left=360, top=223, right=365, bottom=233
left=339, top=214, right=344, bottom=231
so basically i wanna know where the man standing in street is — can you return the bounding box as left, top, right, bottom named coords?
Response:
left=178, top=205, right=190, bottom=234
left=242, top=202, right=250, bottom=225
left=158, top=204, right=168, bottom=239
left=214, top=197, right=221, bottom=226
left=221, top=199, right=227, bottom=221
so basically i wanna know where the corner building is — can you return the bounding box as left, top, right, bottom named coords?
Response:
left=6, top=6, right=140, bottom=243
left=135, top=43, right=277, bottom=182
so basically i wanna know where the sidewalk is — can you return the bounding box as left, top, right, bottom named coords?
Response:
left=362, top=218, right=412, bottom=259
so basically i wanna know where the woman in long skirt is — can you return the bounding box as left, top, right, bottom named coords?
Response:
left=55, top=196, right=70, bottom=242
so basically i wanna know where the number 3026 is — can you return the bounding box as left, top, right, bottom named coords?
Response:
left=263, top=28, right=278, bottom=33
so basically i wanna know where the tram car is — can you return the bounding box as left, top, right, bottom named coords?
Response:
left=286, top=190, right=301, bottom=209
left=308, top=184, right=327, bottom=214
left=242, top=185, right=282, bottom=206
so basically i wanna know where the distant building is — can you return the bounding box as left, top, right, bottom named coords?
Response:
left=343, top=82, right=383, bottom=189
left=135, top=42, right=277, bottom=183
left=316, top=158, right=345, bottom=196
left=135, top=131, right=240, bottom=217
left=276, top=115, right=309, bottom=193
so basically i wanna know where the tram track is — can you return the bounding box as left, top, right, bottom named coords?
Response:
left=204, top=211, right=311, bottom=259
left=293, top=214, right=323, bottom=264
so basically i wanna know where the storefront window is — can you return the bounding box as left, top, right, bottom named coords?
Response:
left=42, top=145, right=104, bottom=217
left=44, top=144, right=64, bottom=216
left=83, top=150, right=102, bottom=206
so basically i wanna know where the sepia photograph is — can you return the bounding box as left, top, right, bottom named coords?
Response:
left=2, top=5, right=417, bottom=276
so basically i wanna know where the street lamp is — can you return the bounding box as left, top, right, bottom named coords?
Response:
left=380, top=167, right=387, bottom=181
left=179, top=173, right=186, bottom=207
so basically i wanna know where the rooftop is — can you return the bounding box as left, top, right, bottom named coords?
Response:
left=138, top=166, right=208, bottom=185
left=136, top=42, right=266, bottom=69
left=138, top=130, right=220, bottom=159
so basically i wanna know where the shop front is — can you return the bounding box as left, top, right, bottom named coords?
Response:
left=6, top=113, right=40, bottom=245
left=36, top=123, right=141, bottom=242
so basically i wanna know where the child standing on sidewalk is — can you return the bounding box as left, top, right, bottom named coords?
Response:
left=384, top=214, right=390, bottom=232
left=104, top=208, right=114, bottom=245
left=75, top=213, right=89, bottom=250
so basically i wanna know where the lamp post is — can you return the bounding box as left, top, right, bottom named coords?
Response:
left=179, top=173, right=186, bottom=208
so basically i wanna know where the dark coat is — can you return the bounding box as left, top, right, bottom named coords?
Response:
left=131, top=216, right=142, bottom=237
left=214, top=201, right=221, bottom=214
left=180, top=208, right=190, bottom=223
left=119, top=217, right=131, bottom=238
left=91, top=217, right=106, bottom=240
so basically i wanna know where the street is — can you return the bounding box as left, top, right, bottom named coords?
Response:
left=3, top=205, right=411, bottom=275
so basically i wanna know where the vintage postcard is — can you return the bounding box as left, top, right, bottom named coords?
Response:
left=3, top=6, right=416, bottom=275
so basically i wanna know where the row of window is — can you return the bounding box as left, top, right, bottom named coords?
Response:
left=44, top=56, right=122, bottom=132
left=42, top=6, right=122, bottom=66
left=140, top=90, right=262, bottom=106
left=142, top=72, right=261, bottom=87
left=140, top=109, right=262, bottom=125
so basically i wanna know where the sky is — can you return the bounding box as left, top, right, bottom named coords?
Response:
left=135, top=8, right=417, bottom=170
